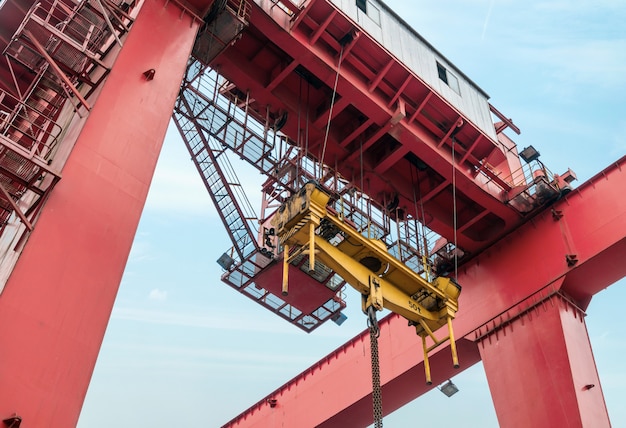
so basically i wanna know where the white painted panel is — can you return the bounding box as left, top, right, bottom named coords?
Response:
left=356, top=7, right=383, bottom=40
left=331, top=0, right=498, bottom=140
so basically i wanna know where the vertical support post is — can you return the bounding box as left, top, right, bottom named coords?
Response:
left=447, top=316, right=459, bottom=368
left=0, top=1, right=200, bottom=426
left=421, top=335, right=432, bottom=385
left=282, top=243, right=290, bottom=295
left=308, top=221, right=316, bottom=272
left=478, top=294, right=610, bottom=428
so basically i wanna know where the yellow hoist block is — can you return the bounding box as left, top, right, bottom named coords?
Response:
left=271, top=182, right=462, bottom=384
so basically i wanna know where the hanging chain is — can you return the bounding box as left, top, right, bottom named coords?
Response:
left=367, top=306, right=383, bottom=428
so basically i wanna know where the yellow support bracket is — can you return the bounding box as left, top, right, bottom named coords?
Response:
left=272, top=182, right=462, bottom=383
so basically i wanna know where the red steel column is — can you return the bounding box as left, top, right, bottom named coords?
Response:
left=0, top=1, right=200, bottom=426
left=478, top=294, right=610, bottom=428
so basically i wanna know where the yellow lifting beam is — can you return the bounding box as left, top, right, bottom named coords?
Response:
left=271, top=182, right=461, bottom=384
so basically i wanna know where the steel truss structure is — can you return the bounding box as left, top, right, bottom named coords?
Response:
left=0, top=0, right=621, bottom=427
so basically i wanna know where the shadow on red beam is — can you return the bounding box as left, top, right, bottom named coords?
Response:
left=317, top=338, right=481, bottom=428
left=559, top=156, right=626, bottom=306
left=221, top=312, right=480, bottom=428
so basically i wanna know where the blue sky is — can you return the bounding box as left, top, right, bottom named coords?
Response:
left=77, top=1, right=626, bottom=427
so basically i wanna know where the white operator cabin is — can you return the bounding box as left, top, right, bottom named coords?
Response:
left=334, top=0, right=498, bottom=141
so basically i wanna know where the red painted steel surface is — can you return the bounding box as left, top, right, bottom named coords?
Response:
left=0, top=0, right=621, bottom=425
left=479, top=294, right=609, bottom=428
left=252, top=258, right=339, bottom=314
left=211, top=0, right=543, bottom=256
left=224, top=156, right=626, bottom=427
left=224, top=315, right=482, bottom=428
left=0, top=1, right=200, bottom=425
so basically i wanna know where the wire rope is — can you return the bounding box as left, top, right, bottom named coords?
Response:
left=411, top=165, right=430, bottom=280
left=295, top=76, right=302, bottom=182
left=305, top=84, right=310, bottom=186
left=319, top=45, right=344, bottom=180
left=451, top=138, right=458, bottom=280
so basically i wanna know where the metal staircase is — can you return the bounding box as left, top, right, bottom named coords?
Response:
left=0, top=0, right=137, bottom=290
left=4, top=0, right=135, bottom=110
left=174, top=61, right=351, bottom=332
left=0, top=0, right=136, bottom=239
left=0, top=73, right=63, bottom=238
left=173, top=90, right=259, bottom=262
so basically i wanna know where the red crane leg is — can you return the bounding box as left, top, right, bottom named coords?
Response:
left=479, top=294, right=609, bottom=428
left=0, top=2, right=199, bottom=426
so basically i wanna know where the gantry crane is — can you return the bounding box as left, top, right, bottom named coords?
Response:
left=0, top=0, right=621, bottom=427
left=170, top=0, right=575, bottom=339
left=169, top=0, right=581, bottom=425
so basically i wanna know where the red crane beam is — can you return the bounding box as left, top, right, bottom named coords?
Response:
left=0, top=1, right=201, bottom=425
left=223, top=156, right=626, bottom=427
left=211, top=0, right=533, bottom=255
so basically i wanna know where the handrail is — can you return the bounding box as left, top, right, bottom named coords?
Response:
left=0, top=88, right=62, bottom=161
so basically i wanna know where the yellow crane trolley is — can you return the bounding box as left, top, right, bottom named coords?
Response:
left=271, top=182, right=461, bottom=383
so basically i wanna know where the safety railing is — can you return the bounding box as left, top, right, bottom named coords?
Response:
left=3, top=0, right=135, bottom=109
left=268, top=0, right=304, bottom=17
left=6, top=0, right=128, bottom=66
left=192, top=0, right=250, bottom=66
left=220, top=246, right=347, bottom=332
left=228, top=0, right=250, bottom=20
left=0, top=88, right=62, bottom=161
left=477, top=155, right=572, bottom=214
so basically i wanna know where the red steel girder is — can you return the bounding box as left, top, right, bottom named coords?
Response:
left=212, top=0, right=538, bottom=256
left=223, top=156, right=626, bottom=427
left=0, top=1, right=200, bottom=426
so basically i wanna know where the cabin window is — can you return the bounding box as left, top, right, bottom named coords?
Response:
left=356, top=0, right=380, bottom=26
left=368, top=2, right=380, bottom=25
left=436, top=61, right=460, bottom=95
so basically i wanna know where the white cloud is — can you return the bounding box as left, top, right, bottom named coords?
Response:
left=481, top=0, right=495, bottom=40
left=105, top=341, right=316, bottom=367
left=148, top=288, right=168, bottom=301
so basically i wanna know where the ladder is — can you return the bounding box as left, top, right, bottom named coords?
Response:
left=173, top=91, right=260, bottom=262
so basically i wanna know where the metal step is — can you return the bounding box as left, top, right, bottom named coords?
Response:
left=173, top=101, right=259, bottom=261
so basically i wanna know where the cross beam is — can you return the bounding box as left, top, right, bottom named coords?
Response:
left=223, top=156, right=626, bottom=427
